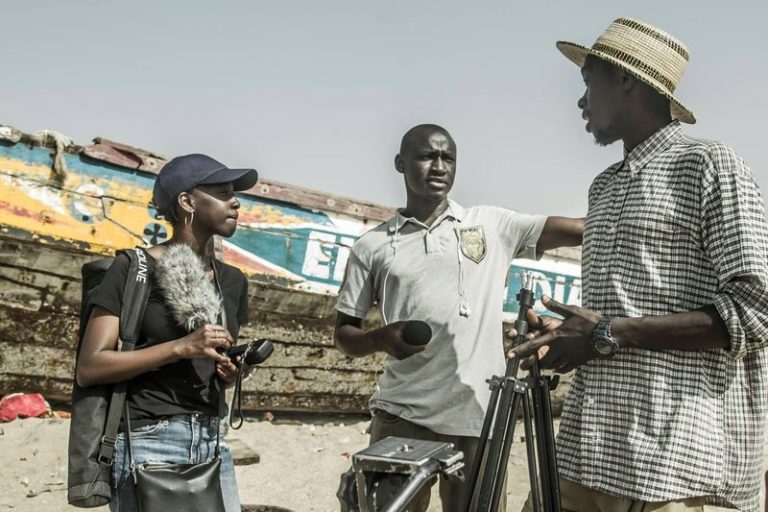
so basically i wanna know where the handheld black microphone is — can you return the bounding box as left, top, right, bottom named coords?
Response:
left=401, top=320, right=432, bottom=346
left=227, top=339, right=274, bottom=366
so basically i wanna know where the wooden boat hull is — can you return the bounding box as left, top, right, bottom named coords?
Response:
left=0, top=129, right=581, bottom=413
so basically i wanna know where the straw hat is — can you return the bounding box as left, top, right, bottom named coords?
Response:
left=557, top=17, right=695, bottom=124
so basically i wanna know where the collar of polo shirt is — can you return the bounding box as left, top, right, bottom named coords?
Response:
left=387, top=199, right=465, bottom=234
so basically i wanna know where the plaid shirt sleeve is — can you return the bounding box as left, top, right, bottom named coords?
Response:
left=700, top=144, right=768, bottom=358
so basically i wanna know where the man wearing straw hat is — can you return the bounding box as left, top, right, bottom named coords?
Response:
left=510, top=17, right=768, bottom=511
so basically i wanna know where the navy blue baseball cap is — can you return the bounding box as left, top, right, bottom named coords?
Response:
left=152, top=154, right=258, bottom=217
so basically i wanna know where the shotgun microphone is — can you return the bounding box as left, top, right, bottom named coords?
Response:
left=401, top=320, right=432, bottom=346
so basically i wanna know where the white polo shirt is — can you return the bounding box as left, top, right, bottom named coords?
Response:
left=336, top=200, right=546, bottom=436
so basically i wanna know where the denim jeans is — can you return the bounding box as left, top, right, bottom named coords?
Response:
left=110, top=414, right=240, bottom=512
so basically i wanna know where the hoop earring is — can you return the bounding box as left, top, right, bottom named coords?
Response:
left=185, top=211, right=195, bottom=227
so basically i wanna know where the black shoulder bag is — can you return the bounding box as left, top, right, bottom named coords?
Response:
left=127, top=257, right=228, bottom=512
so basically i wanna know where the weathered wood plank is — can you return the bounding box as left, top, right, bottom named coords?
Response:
left=83, top=138, right=166, bottom=174
left=236, top=392, right=370, bottom=413
left=0, top=238, right=92, bottom=274
left=0, top=343, right=75, bottom=381
left=0, top=306, right=78, bottom=350
left=0, top=375, right=72, bottom=402
left=245, top=284, right=338, bottom=321
left=237, top=341, right=386, bottom=372
left=0, top=262, right=81, bottom=312
left=245, top=367, right=375, bottom=396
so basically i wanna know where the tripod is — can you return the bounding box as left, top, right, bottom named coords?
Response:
left=465, top=273, right=561, bottom=512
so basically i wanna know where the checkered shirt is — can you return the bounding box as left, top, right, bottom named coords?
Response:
left=558, top=121, right=768, bottom=511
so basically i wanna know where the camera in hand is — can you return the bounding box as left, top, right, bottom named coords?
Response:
left=226, top=338, right=274, bottom=367
left=225, top=338, right=275, bottom=430
left=402, top=320, right=432, bottom=346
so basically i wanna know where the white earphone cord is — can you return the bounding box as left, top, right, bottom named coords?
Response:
left=380, top=216, right=399, bottom=326
left=380, top=209, right=471, bottom=324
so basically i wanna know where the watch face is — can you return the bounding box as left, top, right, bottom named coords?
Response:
left=594, top=337, right=615, bottom=356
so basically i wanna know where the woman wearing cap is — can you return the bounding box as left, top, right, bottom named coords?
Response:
left=76, top=154, right=258, bottom=512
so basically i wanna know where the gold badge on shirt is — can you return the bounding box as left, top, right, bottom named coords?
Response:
left=458, top=226, right=487, bottom=263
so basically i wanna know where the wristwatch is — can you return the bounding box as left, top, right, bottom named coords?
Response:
left=592, top=315, right=619, bottom=358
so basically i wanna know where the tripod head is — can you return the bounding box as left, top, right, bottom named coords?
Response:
left=338, top=437, right=464, bottom=512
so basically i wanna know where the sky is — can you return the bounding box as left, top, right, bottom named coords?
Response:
left=2, top=0, right=766, bottom=218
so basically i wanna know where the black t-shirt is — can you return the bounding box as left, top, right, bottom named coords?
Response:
left=92, top=250, right=249, bottom=427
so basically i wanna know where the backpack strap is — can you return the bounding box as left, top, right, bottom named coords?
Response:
left=97, top=247, right=151, bottom=465
left=211, top=258, right=226, bottom=457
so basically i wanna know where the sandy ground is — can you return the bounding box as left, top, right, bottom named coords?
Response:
left=0, top=413, right=537, bottom=512
left=3, top=414, right=766, bottom=512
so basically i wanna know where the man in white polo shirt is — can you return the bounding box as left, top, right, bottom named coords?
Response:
left=335, top=124, right=583, bottom=511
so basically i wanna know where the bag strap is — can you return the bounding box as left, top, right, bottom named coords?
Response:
left=212, top=258, right=226, bottom=458
left=97, top=248, right=151, bottom=465
left=125, top=256, right=226, bottom=468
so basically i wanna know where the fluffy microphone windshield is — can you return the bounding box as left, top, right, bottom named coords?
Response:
left=155, top=243, right=222, bottom=332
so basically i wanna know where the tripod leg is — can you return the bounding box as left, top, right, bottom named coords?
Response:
left=531, top=389, right=553, bottom=511
left=522, top=392, right=542, bottom=512
left=464, top=381, right=502, bottom=511
left=530, top=362, right=561, bottom=512
left=477, top=382, right=522, bottom=512
left=489, top=389, right=538, bottom=512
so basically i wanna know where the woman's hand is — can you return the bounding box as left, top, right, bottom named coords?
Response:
left=174, top=324, right=233, bottom=363
left=216, top=358, right=239, bottom=383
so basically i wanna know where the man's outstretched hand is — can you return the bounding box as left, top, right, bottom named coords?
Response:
left=507, top=295, right=602, bottom=373
left=505, top=308, right=561, bottom=364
